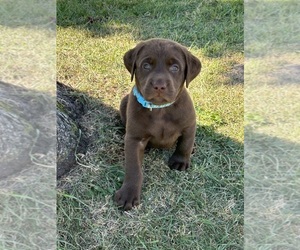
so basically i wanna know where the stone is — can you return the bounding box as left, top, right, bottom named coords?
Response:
left=56, top=82, right=86, bottom=178
left=0, top=81, right=55, bottom=178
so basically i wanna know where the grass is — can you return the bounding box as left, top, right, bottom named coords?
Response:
left=244, top=1, right=300, bottom=249
left=0, top=0, right=55, bottom=92
left=57, top=0, right=244, bottom=249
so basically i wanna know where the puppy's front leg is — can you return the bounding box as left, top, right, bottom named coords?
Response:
left=115, top=136, right=147, bottom=210
left=168, top=124, right=196, bottom=171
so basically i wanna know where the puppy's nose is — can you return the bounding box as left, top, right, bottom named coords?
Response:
left=152, top=79, right=167, bottom=91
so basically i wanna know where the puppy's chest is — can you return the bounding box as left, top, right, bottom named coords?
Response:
left=147, top=115, right=181, bottom=147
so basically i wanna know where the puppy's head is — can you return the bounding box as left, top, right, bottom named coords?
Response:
left=124, top=38, right=201, bottom=105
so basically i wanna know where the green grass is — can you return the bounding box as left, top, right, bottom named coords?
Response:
left=0, top=0, right=55, bottom=92
left=57, top=0, right=244, bottom=249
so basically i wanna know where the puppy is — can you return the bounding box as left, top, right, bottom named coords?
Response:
left=115, top=38, right=201, bottom=210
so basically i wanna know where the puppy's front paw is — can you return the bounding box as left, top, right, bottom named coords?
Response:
left=168, top=154, right=190, bottom=171
left=114, top=184, right=141, bottom=210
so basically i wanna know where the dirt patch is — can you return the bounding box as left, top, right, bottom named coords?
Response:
left=227, top=64, right=244, bottom=85
left=271, top=64, right=300, bottom=85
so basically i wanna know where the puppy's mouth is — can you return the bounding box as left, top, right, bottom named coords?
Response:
left=140, top=84, right=177, bottom=105
left=145, top=92, right=174, bottom=105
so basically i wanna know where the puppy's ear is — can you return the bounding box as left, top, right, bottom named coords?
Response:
left=184, top=50, right=201, bottom=87
left=123, top=43, right=144, bottom=82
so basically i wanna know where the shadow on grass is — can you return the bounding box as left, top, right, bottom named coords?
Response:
left=57, top=0, right=243, bottom=57
left=244, top=127, right=300, bottom=248
left=0, top=0, right=55, bottom=30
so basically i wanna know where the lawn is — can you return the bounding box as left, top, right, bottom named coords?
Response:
left=57, top=0, right=244, bottom=249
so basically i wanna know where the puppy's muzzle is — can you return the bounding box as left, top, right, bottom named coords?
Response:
left=149, top=77, right=171, bottom=92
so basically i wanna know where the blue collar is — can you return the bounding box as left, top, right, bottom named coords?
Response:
left=133, top=86, right=174, bottom=111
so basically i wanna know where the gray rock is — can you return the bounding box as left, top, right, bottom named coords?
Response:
left=56, top=108, right=80, bottom=177
left=0, top=81, right=55, bottom=178
left=0, top=81, right=87, bottom=179
left=56, top=82, right=86, bottom=178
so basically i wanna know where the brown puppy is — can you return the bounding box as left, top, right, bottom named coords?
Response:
left=115, top=38, right=201, bottom=210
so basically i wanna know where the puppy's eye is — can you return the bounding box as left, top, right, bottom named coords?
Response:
left=170, top=64, right=179, bottom=72
left=142, top=63, right=152, bottom=71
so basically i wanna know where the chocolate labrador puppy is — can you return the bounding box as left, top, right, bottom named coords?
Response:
left=115, top=38, right=201, bottom=210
